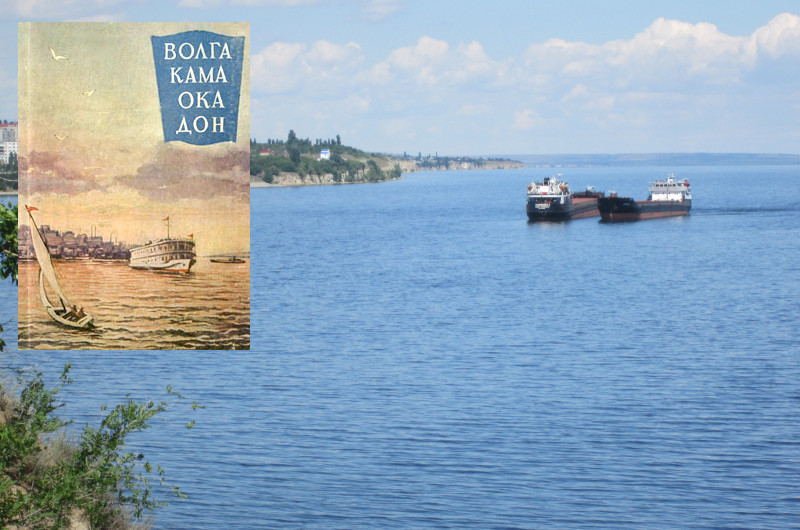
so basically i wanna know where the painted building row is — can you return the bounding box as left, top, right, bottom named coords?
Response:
left=19, top=224, right=131, bottom=261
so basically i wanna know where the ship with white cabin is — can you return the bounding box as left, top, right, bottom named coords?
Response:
left=598, top=175, right=692, bottom=222
left=129, top=216, right=196, bottom=273
left=526, top=175, right=604, bottom=221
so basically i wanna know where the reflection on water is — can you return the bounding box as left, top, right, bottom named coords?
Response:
left=18, top=259, right=249, bottom=350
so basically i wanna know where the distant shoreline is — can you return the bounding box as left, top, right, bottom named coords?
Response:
left=509, top=153, right=800, bottom=167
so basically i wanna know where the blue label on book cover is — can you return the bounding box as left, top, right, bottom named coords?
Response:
left=152, top=30, right=245, bottom=145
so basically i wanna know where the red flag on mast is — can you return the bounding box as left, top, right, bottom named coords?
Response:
left=162, top=216, right=169, bottom=221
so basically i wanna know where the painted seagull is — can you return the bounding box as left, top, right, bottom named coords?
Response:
left=49, top=47, right=68, bottom=61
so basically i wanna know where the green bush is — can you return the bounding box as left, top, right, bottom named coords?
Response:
left=0, top=366, right=201, bottom=528
left=0, top=203, right=17, bottom=352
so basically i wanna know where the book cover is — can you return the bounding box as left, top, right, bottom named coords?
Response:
left=18, top=22, right=250, bottom=350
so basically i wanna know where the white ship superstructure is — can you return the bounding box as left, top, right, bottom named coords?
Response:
left=129, top=237, right=196, bottom=273
left=648, top=175, right=692, bottom=202
left=129, top=216, right=196, bottom=273
left=526, top=175, right=603, bottom=221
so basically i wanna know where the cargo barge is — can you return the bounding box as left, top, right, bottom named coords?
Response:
left=526, top=175, right=604, bottom=221
left=598, top=175, right=691, bottom=222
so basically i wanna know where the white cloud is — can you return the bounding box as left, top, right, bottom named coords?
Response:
left=251, top=40, right=364, bottom=94
left=367, top=62, right=392, bottom=85
left=177, top=0, right=318, bottom=7
left=366, top=36, right=450, bottom=86
left=512, top=109, right=537, bottom=131
left=308, top=41, right=363, bottom=67
left=562, top=84, right=589, bottom=101
left=3, top=0, right=126, bottom=18
left=750, top=12, right=800, bottom=58
left=524, top=13, right=800, bottom=91
left=69, top=12, right=128, bottom=22
left=251, top=42, right=306, bottom=93
left=257, top=42, right=306, bottom=68
left=362, top=0, right=403, bottom=21
left=374, top=36, right=510, bottom=88
left=387, top=36, right=449, bottom=71
left=250, top=13, right=800, bottom=153
left=176, top=0, right=404, bottom=15
left=344, top=95, right=371, bottom=113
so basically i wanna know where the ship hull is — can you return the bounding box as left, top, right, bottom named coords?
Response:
left=129, top=257, right=196, bottom=273
left=598, top=197, right=691, bottom=222
left=527, top=196, right=600, bottom=221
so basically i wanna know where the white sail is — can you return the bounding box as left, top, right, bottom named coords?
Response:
left=25, top=206, right=71, bottom=309
left=38, top=269, right=52, bottom=308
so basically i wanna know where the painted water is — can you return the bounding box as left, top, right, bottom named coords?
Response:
left=1, top=165, right=799, bottom=528
left=17, top=259, right=249, bottom=350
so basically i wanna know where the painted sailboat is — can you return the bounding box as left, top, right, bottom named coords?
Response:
left=25, top=205, right=94, bottom=329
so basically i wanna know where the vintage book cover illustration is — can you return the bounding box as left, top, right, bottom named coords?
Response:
left=18, top=22, right=250, bottom=350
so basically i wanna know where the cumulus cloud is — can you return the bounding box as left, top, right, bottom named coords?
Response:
left=251, top=40, right=363, bottom=93
left=309, top=41, right=363, bottom=67
left=387, top=36, right=449, bottom=71
left=524, top=13, right=800, bottom=90
left=250, top=13, right=800, bottom=152
left=371, top=36, right=509, bottom=87
left=750, top=12, right=800, bottom=58
left=253, top=13, right=800, bottom=104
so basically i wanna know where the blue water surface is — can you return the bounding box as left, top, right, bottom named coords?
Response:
left=2, top=166, right=800, bottom=528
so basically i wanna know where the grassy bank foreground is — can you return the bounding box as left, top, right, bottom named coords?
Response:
left=0, top=366, right=202, bottom=529
left=1, top=367, right=170, bottom=529
left=0, top=203, right=200, bottom=529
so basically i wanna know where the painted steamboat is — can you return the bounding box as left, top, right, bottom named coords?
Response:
left=526, top=175, right=604, bottom=221
left=598, top=175, right=691, bottom=222
left=129, top=216, right=196, bottom=273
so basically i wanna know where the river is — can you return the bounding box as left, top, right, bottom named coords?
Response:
left=2, top=165, right=799, bottom=528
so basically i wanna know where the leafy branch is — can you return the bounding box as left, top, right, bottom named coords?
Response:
left=0, top=365, right=202, bottom=527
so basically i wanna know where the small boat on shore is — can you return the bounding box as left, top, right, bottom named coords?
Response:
left=526, top=175, right=604, bottom=221
left=598, top=175, right=692, bottom=222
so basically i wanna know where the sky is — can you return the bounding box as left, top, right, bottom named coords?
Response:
left=1, top=0, right=799, bottom=155
left=16, top=21, right=250, bottom=253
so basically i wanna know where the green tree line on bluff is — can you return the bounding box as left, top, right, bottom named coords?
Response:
left=250, top=130, right=401, bottom=184
left=0, top=153, right=17, bottom=192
